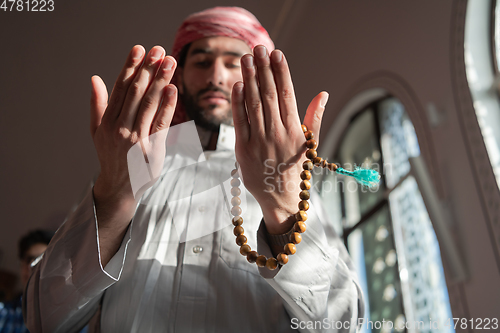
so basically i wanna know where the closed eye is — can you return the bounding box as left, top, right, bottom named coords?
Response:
left=226, top=62, right=240, bottom=69
left=195, top=61, right=212, bottom=68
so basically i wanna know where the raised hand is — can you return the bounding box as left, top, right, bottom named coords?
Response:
left=91, top=45, right=177, bottom=203
left=89, top=45, right=178, bottom=265
left=231, top=45, right=328, bottom=234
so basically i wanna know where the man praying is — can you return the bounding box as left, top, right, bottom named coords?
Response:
left=24, top=7, right=363, bottom=333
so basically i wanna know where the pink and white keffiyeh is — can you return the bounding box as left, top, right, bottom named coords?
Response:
left=170, top=6, right=274, bottom=125
left=171, top=6, right=274, bottom=59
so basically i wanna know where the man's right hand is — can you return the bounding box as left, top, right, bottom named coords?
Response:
left=89, top=45, right=178, bottom=265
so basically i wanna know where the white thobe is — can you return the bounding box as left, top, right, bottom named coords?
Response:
left=24, top=124, right=364, bottom=333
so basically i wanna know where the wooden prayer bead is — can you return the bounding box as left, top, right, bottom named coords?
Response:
left=304, top=130, right=314, bottom=140
left=247, top=251, right=258, bottom=263
left=313, top=157, right=322, bottom=166
left=233, top=226, right=244, bottom=236
left=236, top=234, right=247, bottom=246
left=299, top=190, right=310, bottom=200
left=256, top=255, right=267, bottom=267
left=306, top=149, right=317, bottom=160
left=240, top=244, right=251, bottom=256
left=232, top=216, right=243, bottom=226
left=231, top=169, right=239, bottom=177
left=290, top=232, right=302, bottom=244
left=266, top=257, right=278, bottom=270
left=300, top=180, right=311, bottom=190
left=284, top=243, right=297, bottom=255
left=306, top=139, right=317, bottom=149
left=328, top=163, right=338, bottom=171
left=303, top=160, right=313, bottom=170
left=294, top=221, right=307, bottom=233
left=301, top=124, right=308, bottom=133
left=231, top=197, right=241, bottom=206
left=321, top=159, right=328, bottom=168
left=231, top=187, right=241, bottom=196
left=231, top=206, right=242, bottom=216
left=300, top=170, right=312, bottom=180
left=277, top=253, right=289, bottom=265
left=298, top=200, right=309, bottom=211
left=295, top=210, right=307, bottom=221
left=230, top=178, right=241, bottom=187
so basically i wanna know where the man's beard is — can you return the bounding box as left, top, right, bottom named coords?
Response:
left=180, top=84, right=233, bottom=131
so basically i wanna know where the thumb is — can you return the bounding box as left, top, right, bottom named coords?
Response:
left=303, top=91, right=329, bottom=145
left=90, top=75, right=108, bottom=139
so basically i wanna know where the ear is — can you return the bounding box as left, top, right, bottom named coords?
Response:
left=176, top=67, right=184, bottom=95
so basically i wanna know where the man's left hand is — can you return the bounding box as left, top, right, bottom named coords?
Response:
left=231, top=45, right=329, bottom=235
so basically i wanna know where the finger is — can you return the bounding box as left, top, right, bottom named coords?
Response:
left=270, top=50, right=301, bottom=130
left=151, top=84, right=177, bottom=134
left=240, top=54, right=265, bottom=137
left=119, top=46, right=166, bottom=131
left=105, top=45, right=146, bottom=122
left=303, top=92, right=329, bottom=145
left=231, top=81, right=250, bottom=143
left=253, top=45, right=282, bottom=131
left=90, top=75, right=108, bottom=139
left=135, top=56, right=177, bottom=137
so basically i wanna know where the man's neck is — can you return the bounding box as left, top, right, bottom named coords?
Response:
left=196, top=125, right=220, bottom=151
left=207, top=131, right=219, bottom=151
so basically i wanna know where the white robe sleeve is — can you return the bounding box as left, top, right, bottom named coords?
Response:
left=23, top=184, right=132, bottom=333
left=257, top=191, right=364, bottom=333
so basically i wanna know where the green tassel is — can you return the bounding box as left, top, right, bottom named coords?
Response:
left=336, top=166, right=381, bottom=188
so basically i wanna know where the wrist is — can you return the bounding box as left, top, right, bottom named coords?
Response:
left=266, top=226, right=295, bottom=257
left=261, top=203, right=297, bottom=234
left=93, top=176, right=136, bottom=228
left=94, top=173, right=134, bottom=202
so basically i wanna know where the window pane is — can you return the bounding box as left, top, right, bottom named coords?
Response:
left=465, top=0, right=500, bottom=189
left=495, top=0, right=500, bottom=71
left=389, top=177, right=454, bottom=332
left=378, top=99, right=420, bottom=188
left=348, top=205, right=406, bottom=333
left=337, top=110, right=385, bottom=219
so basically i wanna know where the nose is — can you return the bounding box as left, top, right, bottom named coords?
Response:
left=207, top=58, right=228, bottom=86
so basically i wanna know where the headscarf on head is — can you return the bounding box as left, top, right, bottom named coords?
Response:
left=170, top=6, right=274, bottom=126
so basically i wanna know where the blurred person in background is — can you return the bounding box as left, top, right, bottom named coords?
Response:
left=0, top=230, right=53, bottom=333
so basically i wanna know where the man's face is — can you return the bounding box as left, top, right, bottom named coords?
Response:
left=178, top=36, right=251, bottom=131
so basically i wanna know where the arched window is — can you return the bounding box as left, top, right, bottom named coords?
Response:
left=318, top=97, right=454, bottom=332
